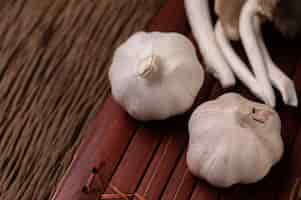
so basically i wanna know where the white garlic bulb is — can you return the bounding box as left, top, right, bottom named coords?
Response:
left=187, top=93, right=283, bottom=187
left=109, top=31, right=204, bottom=121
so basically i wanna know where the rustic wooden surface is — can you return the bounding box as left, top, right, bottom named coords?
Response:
left=52, top=0, right=301, bottom=200
left=0, top=0, right=165, bottom=199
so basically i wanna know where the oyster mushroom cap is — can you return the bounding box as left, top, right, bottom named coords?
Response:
left=214, top=0, right=278, bottom=41
left=215, top=0, right=246, bottom=41
left=257, top=0, right=280, bottom=19
left=187, top=93, right=283, bottom=187
left=215, top=0, right=301, bottom=39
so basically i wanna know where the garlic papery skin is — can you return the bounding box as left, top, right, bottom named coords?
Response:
left=187, top=93, right=283, bottom=188
left=109, top=31, right=204, bottom=121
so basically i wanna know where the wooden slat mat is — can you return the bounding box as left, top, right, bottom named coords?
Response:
left=0, top=0, right=165, bottom=199
left=52, top=0, right=301, bottom=200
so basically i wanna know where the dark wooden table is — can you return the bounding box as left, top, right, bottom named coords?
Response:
left=52, top=0, right=301, bottom=199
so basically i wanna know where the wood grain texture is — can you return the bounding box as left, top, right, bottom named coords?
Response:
left=0, top=0, right=165, bottom=199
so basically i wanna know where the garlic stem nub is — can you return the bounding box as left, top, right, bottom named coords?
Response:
left=138, top=55, right=160, bottom=78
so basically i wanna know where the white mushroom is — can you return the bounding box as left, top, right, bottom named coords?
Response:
left=253, top=16, right=298, bottom=106
left=215, top=20, right=266, bottom=103
left=213, top=0, right=298, bottom=106
left=187, top=93, right=283, bottom=187
left=239, top=0, right=276, bottom=107
left=109, top=32, right=204, bottom=121
left=184, top=0, right=236, bottom=88
left=215, top=19, right=298, bottom=106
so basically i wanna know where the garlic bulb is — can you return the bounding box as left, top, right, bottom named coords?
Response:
left=109, top=32, right=204, bottom=121
left=187, top=93, right=283, bottom=187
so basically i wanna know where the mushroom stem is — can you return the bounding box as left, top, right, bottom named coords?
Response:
left=253, top=16, right=298, bottom=107
left=184, top=0, right=235, bottom=88
left=138, top=55, right=159, bottom=79
left=215, top=20, right=266, bottom=103
left=239, top=0, right=276, bottom=107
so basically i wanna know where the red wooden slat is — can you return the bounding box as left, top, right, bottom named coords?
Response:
left=191, top=182, right=219, bottom=200
left=134, top=128, right=187, bottom=200
left=160, top=151, right=196, bottom=200
left=103, top=126, right=163, bottom=194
